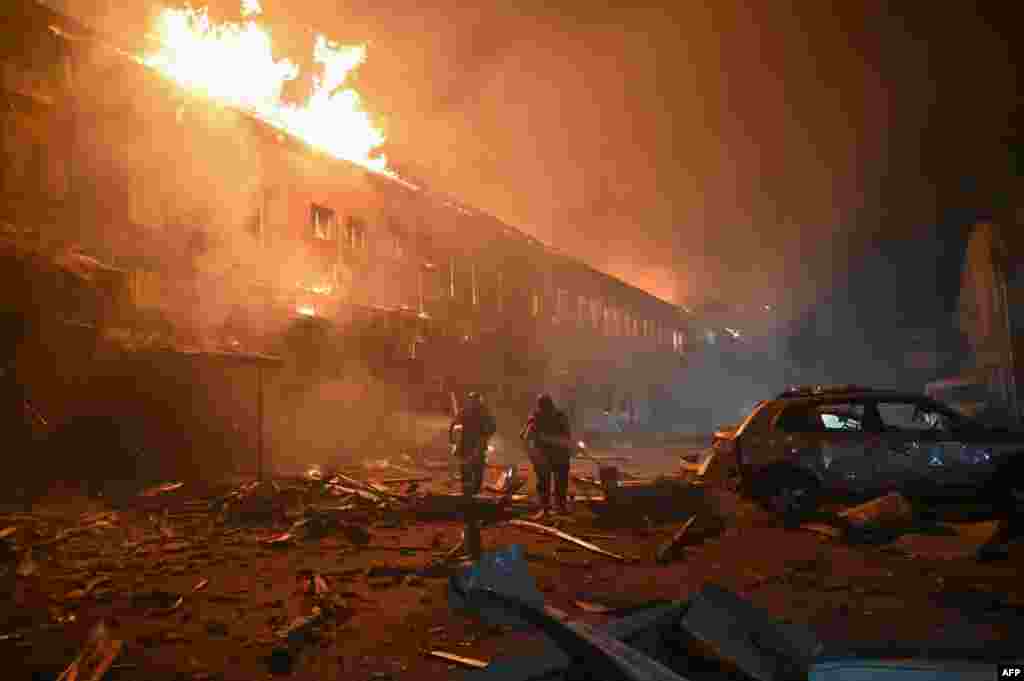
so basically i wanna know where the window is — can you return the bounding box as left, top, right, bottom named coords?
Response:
left=531, top=291, right=541, bottom=317
left=672, top=330, right=685, bottom=353
left=776, top=402, right=864, bottom=433
left=556, top=289, right=570, bottom=321
left=590, top=298, right=602, bottom=329
left=877, top=401, right=959, bottom=433
left=246, top=207, right=262, bottom=241
left=344, top=216, right=367, bottom=250
left=311, top=204, right=337, bottom=241
left=816, top=403, right=865, bottom=431
left=471, top=262, right=479, bottom=306
left=387, top=217, right=407, bottom=259
left=497, top=270, right=504, bottom=313
left=577, top=296, right=588, bottom=327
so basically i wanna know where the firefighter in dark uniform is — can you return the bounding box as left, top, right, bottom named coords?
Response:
left=449, top=392, right=496, bottom=497
left=521, top=393, right=573, bottom=517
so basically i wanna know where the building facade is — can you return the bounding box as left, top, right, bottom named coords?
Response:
left=1, top=0, right=694, bottom=442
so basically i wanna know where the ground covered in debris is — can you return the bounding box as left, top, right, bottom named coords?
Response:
left=1, top=456, right=1021, bottom=681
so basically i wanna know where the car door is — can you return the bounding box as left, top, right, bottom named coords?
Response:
left=879, top=400, right=1001, bottom=495
left=810, top=400, right=877, bottom=494
left=873, top=399, right=962, bottom=493
left=772, top=400, right=872, bottom=493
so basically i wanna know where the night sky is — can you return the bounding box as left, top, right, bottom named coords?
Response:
left=56, top=1, right=1020, bottom=322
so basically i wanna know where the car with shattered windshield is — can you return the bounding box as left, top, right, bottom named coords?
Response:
left=710, top=385, right=1024, bottom=519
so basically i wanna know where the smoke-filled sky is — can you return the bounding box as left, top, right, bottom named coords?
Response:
left=58, top=0, right=1019, bottom=316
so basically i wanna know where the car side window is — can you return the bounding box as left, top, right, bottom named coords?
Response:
left=775, top=405, right=817, bottom=433
left=876, top=401, right=952, bottom=432
left=815, top=402, right=864, bottom=431
left=776, top=402, right=866, bottom=433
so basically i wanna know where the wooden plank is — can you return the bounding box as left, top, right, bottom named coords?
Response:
left=428, top=651, right=489, bottom=669
left=507, top=520, right=630, bottom=562
left=656, top=516, right=696, bottom=564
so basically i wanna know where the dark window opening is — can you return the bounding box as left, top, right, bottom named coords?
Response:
left=344, top=216, right=367, bottom=251
left=311, top=204, right=337, bottom=241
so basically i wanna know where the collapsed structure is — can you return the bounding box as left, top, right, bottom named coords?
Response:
left=1, top=0, right=694, bottom=472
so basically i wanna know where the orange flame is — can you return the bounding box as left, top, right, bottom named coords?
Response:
left=141, top=2, right=388, bottom=173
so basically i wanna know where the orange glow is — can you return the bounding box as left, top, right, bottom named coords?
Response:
left=297, top=280, right=334, bottom=295
left=141, top=2, right=388, bottom=173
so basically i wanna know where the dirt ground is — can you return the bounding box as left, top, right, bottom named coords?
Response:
left=1, top=458, right=1021, bottom=681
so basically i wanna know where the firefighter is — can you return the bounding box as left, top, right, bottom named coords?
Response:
left=449, top=392, right=496, bottom=497
left=521, top=393, right=572, bottom=517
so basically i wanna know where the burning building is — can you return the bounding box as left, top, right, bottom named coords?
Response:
left=1, top=0, right=694, bottom=463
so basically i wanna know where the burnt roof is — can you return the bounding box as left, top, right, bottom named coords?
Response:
left=30, top=0, right=686, bottom=317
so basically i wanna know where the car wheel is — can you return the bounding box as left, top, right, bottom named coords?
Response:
left=763, top=470, right=820, bottom=526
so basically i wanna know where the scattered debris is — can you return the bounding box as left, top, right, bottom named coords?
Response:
left=56, top=621, right=123, bottom=681
left=444, top=537, right=466, bottom=562
left=161, top=542, right=190, bottom=553
left=153, top=512, right=176, bottom=539
left=839, top=493, right=914, bottom=529
left=366, top=565, right=411, bottom=579
left=508, top=520, right=630, bottom=563
left=261, top=533, right=294, bottom=547
left=16, top=551, right=38, bottom=577
left=681, top=584, right=823, bottom=681
left=205, top=620, right=230, bottom=637
left=64, top=588, right=89, bottom=602
left=655, top=516, right=697, bottom=564
left=427, top=650, right=489, bottom=669
left=83, top=575, right=113, bottom=595
left=276, top=608, right=323, bottom=646
left=139, top=482, right=185, bottom=497
left=193, top=578, right=209, bottom=593
left=300, top=572, right=329, bottom=596
left=801, top=523, right=842, bottom=539
left=454, top=557, right=689, bottom=681
left=361, top=544, right=432, bottom=553
left=132, top=590, right=184, bottom=616
left=574, top=600, right=614, bottom=614
left=216, top=481, right=285, bottom=525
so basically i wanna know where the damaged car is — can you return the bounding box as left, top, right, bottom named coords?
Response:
left=709, top=385, right=1024, bottom=521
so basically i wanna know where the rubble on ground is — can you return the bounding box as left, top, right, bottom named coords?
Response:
left=1, top=452, right=1016, bottom=681
left=839, top=492, right=915, bottom=530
